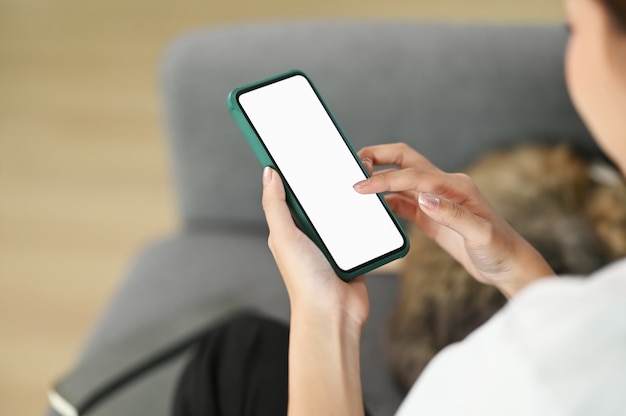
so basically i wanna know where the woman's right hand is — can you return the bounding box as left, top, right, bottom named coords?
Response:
left=354, top=142, right=554, bottom=298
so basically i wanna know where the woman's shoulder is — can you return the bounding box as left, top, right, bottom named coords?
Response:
left=396, top=258, right=626, bottom=416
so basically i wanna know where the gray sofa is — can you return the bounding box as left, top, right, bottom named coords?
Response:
left=47, top=22, right=599, bottom=416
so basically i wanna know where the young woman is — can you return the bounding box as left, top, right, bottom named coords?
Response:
left=175, top=0, right=626, bottom=414
left=260, top=0, right=626, bottom=414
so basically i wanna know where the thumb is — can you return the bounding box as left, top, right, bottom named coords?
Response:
left=418, top=192, right=488, bottom=241
left=262, top=167, right=297, bottom=238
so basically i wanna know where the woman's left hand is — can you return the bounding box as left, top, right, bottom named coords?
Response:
left=262, top=166, right=368, bottom=416
left=261, top=166, right=369, bottom=329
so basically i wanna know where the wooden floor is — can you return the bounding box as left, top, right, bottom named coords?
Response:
left=0, top=1, right=563, bottom=414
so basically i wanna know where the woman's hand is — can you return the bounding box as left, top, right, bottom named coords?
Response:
left=262, top=166, right=368, bottom=416
left=261, top=166, right=369, bottom=329
left=354, top=143, right=554, bottom=298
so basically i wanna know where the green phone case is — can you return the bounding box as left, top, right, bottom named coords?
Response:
left=227, top=69, right=409, bottom=280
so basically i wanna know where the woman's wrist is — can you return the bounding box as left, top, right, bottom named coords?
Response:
left=290, top=301, right=366, bottom=339
left=497, top=242, right=555, bottom=299
left=287, top=279, right=369, bottom=333
left=288, top=308, right=365, bottom=416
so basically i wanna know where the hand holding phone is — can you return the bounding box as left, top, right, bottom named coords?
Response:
left=227, top=70, right=409, bottom=281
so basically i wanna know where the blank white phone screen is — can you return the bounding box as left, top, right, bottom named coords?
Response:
left=238, top=74, right=405, bottom=272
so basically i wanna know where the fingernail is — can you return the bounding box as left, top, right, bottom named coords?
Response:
left=353, top=178, right=370, bottom=190
left=263, top=166, right=272, bottom=185
left=362, top=158, right=373, bottom=170
left=418, top=192, right=440, bottom=210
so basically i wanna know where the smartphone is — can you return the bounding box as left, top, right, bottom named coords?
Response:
left=227, top=70, right=409, bottom=280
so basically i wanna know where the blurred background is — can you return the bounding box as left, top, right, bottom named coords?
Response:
left=0, top=0, right=563, bottom=414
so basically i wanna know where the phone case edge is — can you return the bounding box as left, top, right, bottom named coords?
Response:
left=227, top=70, right=409, bottom=281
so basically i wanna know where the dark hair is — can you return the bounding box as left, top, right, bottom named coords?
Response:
left=602, top=0, right=626, bottom=31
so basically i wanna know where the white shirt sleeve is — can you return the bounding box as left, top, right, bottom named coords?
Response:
left=395, top=259, right=626, bottom=416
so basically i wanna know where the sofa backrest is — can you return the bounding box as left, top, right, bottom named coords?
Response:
left=160, top=22, right=597, bottom=230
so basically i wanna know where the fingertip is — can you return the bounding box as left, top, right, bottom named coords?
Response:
left=263, top=166, right=273, bottom=186
left=261, top=167, right=292, bottom=234
left=262, top=167, right=280, bottom=209
left=361, top=158, right=374, bottom=174
left=418, top=192, right=440, bottom=211
left=263, top=167, right=287, bottom=200
left=357, top=147, right=374, bottom=161
left=353, top=178, right=372, bottom=193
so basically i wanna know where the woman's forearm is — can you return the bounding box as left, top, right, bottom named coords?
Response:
left=288, top=310, right=365, bottom=416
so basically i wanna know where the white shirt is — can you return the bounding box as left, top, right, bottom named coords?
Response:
left=396, top=259, right=626, bottom=416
